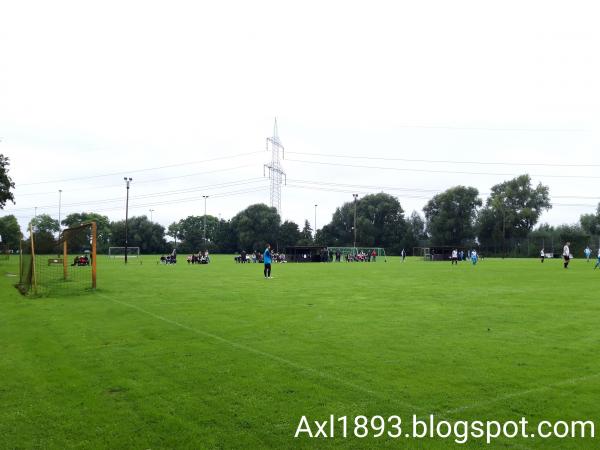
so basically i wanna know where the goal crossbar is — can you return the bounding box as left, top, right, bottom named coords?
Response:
left=108, top=247, right=140, bottom=258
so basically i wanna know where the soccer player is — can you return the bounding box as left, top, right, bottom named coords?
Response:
left=563, top=242, right=571, bottom=269
left=401, top=248, right=406, bottom=262
left=584, top=246, right=592, bottom=262
left=470, top=249, right=478, bottom=265
left=451, top=249, right=458, bottom=265
left=540, top=248, right=545, bottom=263
left=595, top=248, right=600, bottom=270
left=263, top=243, right=272, bottom=278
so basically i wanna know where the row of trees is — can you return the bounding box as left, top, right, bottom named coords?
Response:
left=1, top=170, right=599, bottom=256
left=313, top=174, right=555, bottom=255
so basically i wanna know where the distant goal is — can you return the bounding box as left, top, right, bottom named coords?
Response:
left=108, top=247, right=140, bottom=258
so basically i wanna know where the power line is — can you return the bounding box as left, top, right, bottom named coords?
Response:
left=3, top=186, right=269, bottom=219
left=380, top=124, right=589, bottom=132
left=17, top=151, right=263, bottom=186
left=10, top=174, right=599, bottom=216
left=5, top=179, right=266, bottom=212
left=284, top=184, right=598, bottom=208
left=287, top=151, right=600, bottom=168
left=288, top=179, right=443, bottom=194
left=288, top=179, right=600, bottom=201
left=89, top=187, right=270, bottom=213
left=14, top=165, right=254, bottom=197
left=286, top=158, right=600, bottom=180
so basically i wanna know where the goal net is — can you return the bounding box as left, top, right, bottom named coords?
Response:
left=108, top=247, right=140, bottom=258
left=16, top=222, right=97, bottom=296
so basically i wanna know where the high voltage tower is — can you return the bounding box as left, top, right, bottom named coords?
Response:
left=264, top=118, right=286, bottom=215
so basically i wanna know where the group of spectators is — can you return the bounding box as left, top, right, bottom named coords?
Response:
left=341, top=249, right=379, bottom=262
left=235, top=250, right=286, bottom=264
left=159, top=249, right=177, bottom=264
left=187, top=250, right=210, bottom=264
left=71, top=255, right=90, bottom=266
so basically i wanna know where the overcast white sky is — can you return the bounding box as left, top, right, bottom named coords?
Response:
left=1, top=0, right=599, bottom=235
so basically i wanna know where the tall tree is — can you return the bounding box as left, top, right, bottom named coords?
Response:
left=0, top=154, right=15, bottom=209
left=0, top=215, right=22, bottom=248
left=579, top=203, right=600, bottom=236
left=230, top=203, right=281, bottom=251
left=423, top=186, right=481, bottom=246
left=109, top=215, right=168, bottom=254
left=408, top=211, right=426, bottom=241
left=174, top=215, right=219, bottom=253
left=61, top=212, right=111, bottom=253
left=403, top=211, right=427, bottom=250
left=30, top=214, right=60, bottom=235
left=166, top=222, right=181, bottom=249
left=297, top=220, right=314, bottom=246
left=213, top=219, right=238, bottom=254
left=28, top=214, right=60, bottom=254
left=277, top=220, right=301, bottom=249
left=316, top=193, right=407, bottom=253
left=477, top=175, right=551, bottom=248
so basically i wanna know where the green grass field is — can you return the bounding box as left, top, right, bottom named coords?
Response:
left=1, top=255, right=599, bottom=449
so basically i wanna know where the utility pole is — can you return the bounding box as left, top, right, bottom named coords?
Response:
left=502, top=207, right=506, bottom=259
left=149, top=209, right=154, bottom=222
left=58, top=190, right=62, bottom=233
left=124, top=177, right=132, bottom=264
left=203, top=195, right=209, bottom=247
left=314, top=204, right=318, bottom=238
left=353, top=194, right=358, bottom=249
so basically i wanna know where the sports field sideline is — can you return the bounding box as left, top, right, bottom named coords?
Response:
left=1, top=255, right=599, bottom=449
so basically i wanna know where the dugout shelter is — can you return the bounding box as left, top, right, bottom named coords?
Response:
left=284, top=245, right=329, bottom=262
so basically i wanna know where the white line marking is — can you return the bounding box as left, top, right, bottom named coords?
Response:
left=443, top=372, right=600, bottom=415
left=99, top=294, right=421, bottom=411
left=98, top=294, right=592, bottom=450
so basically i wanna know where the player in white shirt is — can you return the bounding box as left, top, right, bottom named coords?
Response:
left=540, top=248, right=545, bottom=263
left=451, top=249, right=458, bottom=265
left=563, top=242, right=571, bottom=269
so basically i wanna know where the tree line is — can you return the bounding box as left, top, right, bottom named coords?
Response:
left=1, top=170, right=599, bottom=256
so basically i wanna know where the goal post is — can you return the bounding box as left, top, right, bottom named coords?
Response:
left=108, top=247, right=140, bottom=258
left=16, top=221, right=97, bottom=296
left=61, top=221, right=97, bottom=288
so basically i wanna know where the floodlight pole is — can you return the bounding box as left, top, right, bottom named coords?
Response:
left=353, top=194, right=358, bottom=249
left=149, top=209, right=154, bottom=222
left=58, top=189, right=62, bottom=232
left=203, top=195, right=209, bottom=247
left=124, top=177, right=132, bottom=264
left=314, top=204, right=318, bottom=238
left=502, top=207, right=506, bottom=259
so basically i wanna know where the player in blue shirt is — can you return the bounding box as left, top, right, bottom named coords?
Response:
left=584, top=246, right=592, bottom=262
left=470, top=249, right=478, bottom=265
left=263, top=243, right=272, bottom=278
left=595, top=248, right=600, bottom=270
